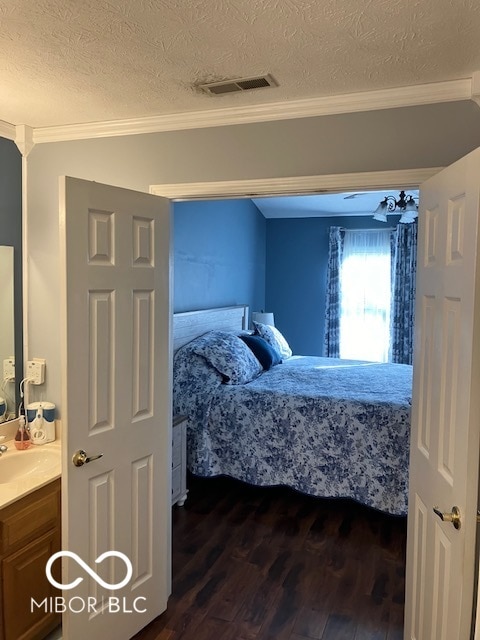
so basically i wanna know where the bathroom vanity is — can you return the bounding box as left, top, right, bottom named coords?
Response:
left=0, top=478, right=61, bottom=640
left=0, top=428, right=62, bottom=640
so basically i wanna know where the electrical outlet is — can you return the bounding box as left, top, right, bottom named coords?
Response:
left=3, top=357, right=15, bottom=381
left=26, top=358, right=46, bottom=385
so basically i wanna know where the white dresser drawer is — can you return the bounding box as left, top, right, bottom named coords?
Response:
left=171, top=465, right=182, bottom=500
left=172, top=425, right=182, bottom=449
left=172, top=441, right=182, bottom=469
left=172, top=425, right=182, bottom=468
left=172, top=415, right=188, bottom=507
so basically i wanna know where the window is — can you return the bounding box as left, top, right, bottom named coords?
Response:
left=339, top=229, right=391, bottom=362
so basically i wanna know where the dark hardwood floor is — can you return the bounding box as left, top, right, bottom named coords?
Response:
left=134, top=475, right=407, bottom=640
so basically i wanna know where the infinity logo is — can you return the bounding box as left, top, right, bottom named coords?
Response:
left=46, top=551, right=133, bottom=591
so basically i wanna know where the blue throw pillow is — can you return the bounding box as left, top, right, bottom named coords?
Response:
left=239, top=334, right=282, bottom=370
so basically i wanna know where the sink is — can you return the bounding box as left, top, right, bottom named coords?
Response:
left=0, top=447, right=61, bottom=483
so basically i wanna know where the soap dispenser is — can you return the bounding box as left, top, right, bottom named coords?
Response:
left=14, top=416, right=31, bottom=450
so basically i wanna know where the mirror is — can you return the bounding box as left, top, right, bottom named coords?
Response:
left=0, top=247, right=15, bottom=420
left=0, top=137, right=23, bottom=421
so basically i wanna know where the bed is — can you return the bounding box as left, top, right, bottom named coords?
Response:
left=173, top=306, right=412, bottom=516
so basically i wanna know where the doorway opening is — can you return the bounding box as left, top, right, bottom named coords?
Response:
left=155, top=174, right=420, bottom=637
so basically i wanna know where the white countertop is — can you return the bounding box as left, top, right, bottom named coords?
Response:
left=0, top=429, right=61, bottom=509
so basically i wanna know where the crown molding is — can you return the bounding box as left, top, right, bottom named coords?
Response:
left=32, top=77, right=473, bottom=144
left=471, top=71, right=480, bottom=108
left=150, top=167, right=443, bottom=200
left=15, top=125, right=35, bottom=157
left=0, top=119, right=16, bottom=141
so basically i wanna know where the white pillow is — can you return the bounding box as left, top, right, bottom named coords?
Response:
left=253, top=321, right=292, bottom=359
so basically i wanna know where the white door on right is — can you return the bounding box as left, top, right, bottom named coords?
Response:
left=405, top=146, right=480, bottom=639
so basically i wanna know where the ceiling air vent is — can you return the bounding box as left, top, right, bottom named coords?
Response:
left=199, top=74, right=277, bottom=96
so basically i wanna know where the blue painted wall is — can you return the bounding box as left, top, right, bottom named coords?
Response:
left=173, top=198, right=402, bottom=356
left=173, top=199, right=266, bottom=314
left=0, top=138, right=23, bottom=396
left=265, top=215, right=400, bottom=355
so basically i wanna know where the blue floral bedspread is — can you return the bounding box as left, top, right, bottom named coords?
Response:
left=173, top=346, right=412, bottom=516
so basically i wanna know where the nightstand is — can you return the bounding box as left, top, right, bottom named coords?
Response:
left=172, top=415, right=188, bottom=507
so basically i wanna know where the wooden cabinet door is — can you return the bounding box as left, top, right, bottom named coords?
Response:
left=2, top=529, right=61, bottom=640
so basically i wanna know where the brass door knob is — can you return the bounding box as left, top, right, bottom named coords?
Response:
left=72, top=449, right=104, bottom=467
left=433, top=505, right=461, bottom=530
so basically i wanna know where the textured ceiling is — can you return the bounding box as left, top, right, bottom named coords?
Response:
left=1, top=0, right=479, bottom=127
left=252, top=190, right=419, bottom=218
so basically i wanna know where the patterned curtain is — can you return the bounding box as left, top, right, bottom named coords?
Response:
left=323, top=226, right=345, bottom=357
left=390, top=222, right=418, bottom=364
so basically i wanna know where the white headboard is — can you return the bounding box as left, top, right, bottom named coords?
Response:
left=173, top=305, right=249, bottom=352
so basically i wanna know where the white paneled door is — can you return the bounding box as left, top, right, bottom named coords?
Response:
left=59, top=177, right=172, bottom=639
left=405, top=147, right=480, bottom=639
